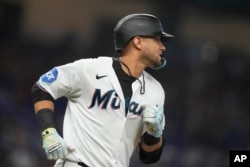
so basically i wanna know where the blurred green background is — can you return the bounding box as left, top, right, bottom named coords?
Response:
left=0, top=0, right=249, bottom=167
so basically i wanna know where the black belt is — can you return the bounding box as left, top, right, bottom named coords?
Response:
left=77, top=162, right=89, bottom=167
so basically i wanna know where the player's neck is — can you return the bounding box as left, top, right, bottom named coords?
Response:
left=119, top=56, right=144, bottom=78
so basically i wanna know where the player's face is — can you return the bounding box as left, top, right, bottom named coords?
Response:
left=141, top=36, right=166, bottom=68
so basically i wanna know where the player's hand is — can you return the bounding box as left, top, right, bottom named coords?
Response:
left=143, top=105, right=164, bottom=138
left=41, top=128, right=74, bottom=160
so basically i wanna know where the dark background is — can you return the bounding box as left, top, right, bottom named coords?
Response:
left=0, top=0, right=250, bottom=167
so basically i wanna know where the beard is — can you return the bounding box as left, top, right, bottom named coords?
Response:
left=149, top=57, right=167, bottom=70
left=151, top=57, right=163, bottom=68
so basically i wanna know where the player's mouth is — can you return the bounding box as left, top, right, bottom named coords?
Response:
left=159, top=53, right=163, bottom=60
left=155, top=54, right=163, bottom=65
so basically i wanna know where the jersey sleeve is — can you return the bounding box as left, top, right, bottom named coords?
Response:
left=37, top=59, right=88, bottom=100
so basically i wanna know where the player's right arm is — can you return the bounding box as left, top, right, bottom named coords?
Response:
left=32, top=60, right=90, bottom=160
left=31, top=83, right=73, bottom=160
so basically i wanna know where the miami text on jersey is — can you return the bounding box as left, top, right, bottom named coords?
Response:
left=88, top=89, right=143, bottom=116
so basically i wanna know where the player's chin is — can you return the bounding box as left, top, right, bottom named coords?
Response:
left=151, top=60, right=162, bottom=68
left=156, top=56, right=163, bottom=66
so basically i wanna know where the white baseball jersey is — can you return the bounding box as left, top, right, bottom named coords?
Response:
left=37, top=56, right=165, bottom=167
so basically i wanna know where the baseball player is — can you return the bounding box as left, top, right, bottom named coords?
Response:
left=31, top=13, right=173, bottom=167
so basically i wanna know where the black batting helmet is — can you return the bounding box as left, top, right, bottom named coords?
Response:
left=114, top=13, right=174, bottom=52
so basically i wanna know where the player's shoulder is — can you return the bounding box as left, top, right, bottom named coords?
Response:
left=74, top=56, right=113, bottom=64
left=143, top=71, right=163, bottom=88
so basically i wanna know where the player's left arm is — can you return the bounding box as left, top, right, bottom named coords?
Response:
left=139, top=105, right=165, bottom=164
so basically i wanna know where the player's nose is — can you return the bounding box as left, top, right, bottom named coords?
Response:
left=160, top=43, right=166, bottom=52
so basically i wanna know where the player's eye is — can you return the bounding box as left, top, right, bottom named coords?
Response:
left=153, top=36, right=161, bottom=42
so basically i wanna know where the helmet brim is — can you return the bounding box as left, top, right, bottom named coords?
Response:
left=161, top=32, right=174, bottom=42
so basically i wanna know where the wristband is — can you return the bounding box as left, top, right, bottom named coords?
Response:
left=139, top=138, right=165, bottom=164
left=36, top=108, right=55, bottom=131
left=142, top=132, right=161, bottom=146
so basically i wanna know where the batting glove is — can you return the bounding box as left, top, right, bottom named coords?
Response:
left=42, top=128, right=73, bottom=160
left=143, top=105, right=164, bottom=138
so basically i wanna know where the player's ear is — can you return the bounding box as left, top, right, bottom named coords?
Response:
left=132, top=36, right=143, bottom=51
